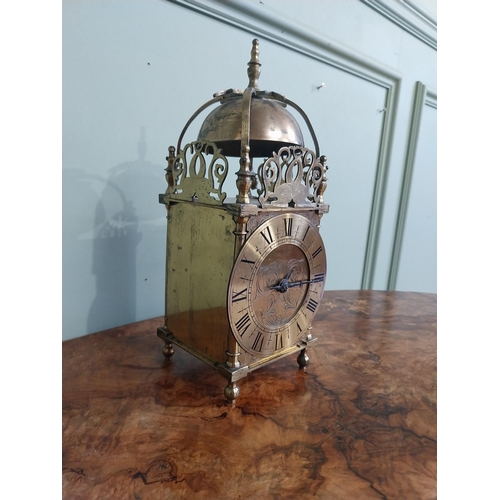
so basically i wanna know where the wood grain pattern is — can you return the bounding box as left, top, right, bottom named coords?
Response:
left=62, top=290, right=436, bottom=499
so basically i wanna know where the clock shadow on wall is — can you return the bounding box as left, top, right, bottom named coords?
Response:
left=86, top=178, right=141, bottom=335
left=87, top=128, right=165, bottom=333
left=62, top=127, right=164, bottom=336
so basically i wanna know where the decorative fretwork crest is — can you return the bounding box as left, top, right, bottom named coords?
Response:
left=257, top=146, right=328, bottom=207
left=165, top=141, right=229, bottom=205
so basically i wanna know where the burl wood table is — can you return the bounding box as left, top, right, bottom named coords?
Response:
left=62, top=290, right=436, bottom=499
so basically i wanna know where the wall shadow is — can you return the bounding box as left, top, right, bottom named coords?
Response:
left=62, top=127, right=165, bottom=338
left=88, top=127, right=165, bottom=333
left=86, top=175, right=142, bottom=334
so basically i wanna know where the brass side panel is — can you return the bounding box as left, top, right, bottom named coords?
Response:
left=166, top=202, right=235, bottom=363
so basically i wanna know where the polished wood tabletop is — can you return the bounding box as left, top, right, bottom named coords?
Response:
left=62, top=290, right=436, bottom=499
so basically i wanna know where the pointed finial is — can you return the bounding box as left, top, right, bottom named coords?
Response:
left=247, top=39, right=261, bottom=89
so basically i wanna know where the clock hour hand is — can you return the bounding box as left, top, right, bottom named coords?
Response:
left=269, top=268, right=295, bottom=293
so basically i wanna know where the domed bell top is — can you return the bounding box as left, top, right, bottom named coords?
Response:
left=197, top=94, right=304, bottom=158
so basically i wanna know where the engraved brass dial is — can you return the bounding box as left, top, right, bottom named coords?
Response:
left=228, top=213, right=327, bottom=356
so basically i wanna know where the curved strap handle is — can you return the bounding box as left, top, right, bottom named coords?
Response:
left=283, top=97, right=320, bottom=159
left=175, top=96, right=223, bottom=154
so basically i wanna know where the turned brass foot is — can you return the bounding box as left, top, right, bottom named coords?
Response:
left=162, top=342, right=175, bottom=358
left=297, top=348, right=310, bottom=369
left=224, top=381, right=240, bottom=405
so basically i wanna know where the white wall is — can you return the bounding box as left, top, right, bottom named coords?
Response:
left=63, top=0, right=436, bottom=340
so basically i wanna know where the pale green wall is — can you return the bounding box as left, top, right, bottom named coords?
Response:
left=63, top=0, right=436, bottom=340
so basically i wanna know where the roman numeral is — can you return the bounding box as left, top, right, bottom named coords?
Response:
left=284, top=217, right=293, bottom=237
left=241, top=258, right=255, bottom=265
left=235, top=313, right=251, bottom=337
left=306, top=298, right=319, bottom=313
left=297, top=322, right=303, bottom=333
left=251, top=332, right=264, bottom=352
left=275, top=333, right=283, bottom=351
left=231, top=288, right=247, bottom=303
left=260, top=226, right=274, bottom=245
left=312, top=247, right=323, bottom=259
left=302, top=225, right=310, bottom=241
left=313, top=273, right=325, bottom=283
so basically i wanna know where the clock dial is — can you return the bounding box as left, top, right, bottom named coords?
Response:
left=228, top=213, right=327, bottom=356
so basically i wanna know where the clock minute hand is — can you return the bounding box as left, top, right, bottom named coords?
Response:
left=286, top=277, right=323, bottom=288
left=270, top=276, right=323, bottom=292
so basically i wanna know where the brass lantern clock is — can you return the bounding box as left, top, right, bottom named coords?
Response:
left=157, top=40, right=329, bottom=403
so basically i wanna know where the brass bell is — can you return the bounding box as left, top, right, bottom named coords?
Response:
left=196, top=38, right=304, bottom=159
left=197, top=94, right=304, bottom=158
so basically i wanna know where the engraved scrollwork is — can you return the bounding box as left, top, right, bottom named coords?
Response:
left=165, top=141, right=229, bottom=204
left=253, top=257, right=308, bottom=329
left=257, top=146, right=327, bottom=207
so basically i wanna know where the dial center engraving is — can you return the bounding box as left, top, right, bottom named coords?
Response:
left=251, top=244, right=309, bottom=330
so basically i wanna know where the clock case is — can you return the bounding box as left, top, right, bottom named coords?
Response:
left=157, top=40, right=329, bottom=402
